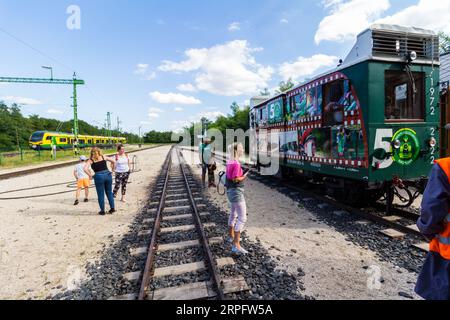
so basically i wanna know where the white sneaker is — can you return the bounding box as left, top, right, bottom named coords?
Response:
left=232, top=246, right=248, bottom=255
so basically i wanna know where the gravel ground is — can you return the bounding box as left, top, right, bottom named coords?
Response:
left=0, top=145, right=172, bottom=300
left=37, top=146, right=425, bottom=301
left=50, top=150, right=307, bottom=300
left=180, top=149, right=425, bottom=300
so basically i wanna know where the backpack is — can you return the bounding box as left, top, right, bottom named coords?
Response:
left=217, top=171, right=227, bottom=195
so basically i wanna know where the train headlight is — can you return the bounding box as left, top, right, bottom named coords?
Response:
left=429, top=137, right=437, bottom=148
left=393, top=139, right=401, bottom=150
left=407, top=51, right=417, bottom=63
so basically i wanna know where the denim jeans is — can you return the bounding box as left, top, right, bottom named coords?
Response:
left=94, top=171, right=115, bottom=212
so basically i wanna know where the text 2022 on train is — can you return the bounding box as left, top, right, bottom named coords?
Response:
left=250, top=24, right=440, bottom=208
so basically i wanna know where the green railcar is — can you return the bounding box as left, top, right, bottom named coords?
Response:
left=250, top=24, right=441, bottom=207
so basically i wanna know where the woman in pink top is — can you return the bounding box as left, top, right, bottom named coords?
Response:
left=226, top=143, right=249, bottom=255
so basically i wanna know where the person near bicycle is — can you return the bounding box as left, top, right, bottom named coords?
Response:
left=226, top=143, right=249, bottom=255
left=73, top=155, right=90, bottom=206
left=199, top=138, right=216, bottom=188
left=415, top=159, right=450, bottom=300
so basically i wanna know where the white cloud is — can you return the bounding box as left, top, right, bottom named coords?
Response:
left=280, top=18, right=289, bottom=24
left=315, top=0, right=450, bottom=44
left=376, top=0, right=450, bottom=34
left=174, top=107, right=184, bottom=112
left=149, top=91, right=202, bottom=105
left=228, top=22, right=241, bottom=32
left=145, top=72, right=156, bottom=80
left=170, top=111, right=226, bottom=131
left=148, top=107, right=165, bottom=119
left=1, top=96, right=43, bottom=105
left=134, top=63, right=149, bottom=75
left=148, top=113, right=160, bottom=119
left=134, top=63, right=156, bottom=80
left=46, top=108, right=63, bottom=115
left=170, top=120, right=191, bottom=131
left=192, top=111, right=225, bottom=122
left=315, top=0, right=390, bottom=44
left=279, top=54, right=339, bottom=81
left=177, top=83, right=197, bottom=92
left=149, top=107, right=165, bottom=113
left=158, top=40, right=274, bottom=96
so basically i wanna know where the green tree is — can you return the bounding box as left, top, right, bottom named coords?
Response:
left=439, top=32, right=450, bottom=54
left=275, top=78, right=295, bottom=94
left=259, top=88, right=270, bottom=96
left=0, top=101, right=140, bottom=151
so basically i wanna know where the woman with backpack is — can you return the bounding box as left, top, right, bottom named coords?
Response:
left=112, top=144, right=131, bottom=203
left=226, top=142, right=249, bottom=255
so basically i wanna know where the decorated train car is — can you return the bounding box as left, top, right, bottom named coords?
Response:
left=29, top=131, right=126, bottom=150
left=250, top=24, right=440, bottom=207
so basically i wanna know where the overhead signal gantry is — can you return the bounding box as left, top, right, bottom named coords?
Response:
left=0, top=72, right=85, bottom=153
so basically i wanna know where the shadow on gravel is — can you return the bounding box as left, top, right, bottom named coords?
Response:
left=52, top=162, right=311, bottom=300
left=251, top=175, right=427, bottom=275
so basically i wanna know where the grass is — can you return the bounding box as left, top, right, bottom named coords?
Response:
left=0, top=144, right=159, bottom=170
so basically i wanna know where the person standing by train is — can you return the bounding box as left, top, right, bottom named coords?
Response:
left=84, top=147, right=116, bottom=216
left=415, top=158, right=450, bottom=300
left=199, top=138, right=216, bottom=188
left=226, top=142, right=249, bottom=255
left=112, top=144, right=131, bottom=203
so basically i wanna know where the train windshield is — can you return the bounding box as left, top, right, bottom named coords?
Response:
left=385, top=71, right=425, bottom=121
left=30, top=132, right=45, bottom=142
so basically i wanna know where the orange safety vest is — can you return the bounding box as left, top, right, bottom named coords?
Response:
left=430, top=158, right=450, bottom=260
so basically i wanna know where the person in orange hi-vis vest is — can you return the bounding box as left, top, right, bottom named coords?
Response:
left=416, top=158, right=450, bottom=300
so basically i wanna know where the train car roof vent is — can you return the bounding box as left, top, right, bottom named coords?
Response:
left=344, top=24, right=439, bottom=65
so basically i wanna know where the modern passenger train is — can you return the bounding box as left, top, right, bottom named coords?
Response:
left=29, top=131, right=126, bottom=150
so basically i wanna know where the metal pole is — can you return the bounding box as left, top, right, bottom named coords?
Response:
left=73, top=73, right=79, bottom=155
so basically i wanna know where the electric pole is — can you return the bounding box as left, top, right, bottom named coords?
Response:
left=106, top=112, right=112, bottom=143
left=0, top=73, right=85, bottom=155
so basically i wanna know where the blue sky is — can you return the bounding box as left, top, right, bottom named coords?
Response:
left=0, top=0, right=448, bottom=135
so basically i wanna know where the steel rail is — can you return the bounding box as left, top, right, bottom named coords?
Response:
left=176, top=148, right=225, bottom=300
left=138, top=147, right=173, bottom=300
left=186, top=147, right=422, bottom=238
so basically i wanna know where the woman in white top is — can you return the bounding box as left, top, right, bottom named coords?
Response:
left=112, top=144, right=131, bottom=202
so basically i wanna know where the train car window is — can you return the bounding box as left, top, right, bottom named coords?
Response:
left=60, top=138, right=67, bottom=143
left=30, top=132, right=45, bottom=142
left=292, top=93, right=307, bottom=121
left=323, top=81, right=345, bottom=127
left=79, top=139, right=85, bottom=144
left=46, top=136, right=52, bottom=141
left=331, top=127, right=362, bottom=160
left=385, top=71, right=425, bottom=121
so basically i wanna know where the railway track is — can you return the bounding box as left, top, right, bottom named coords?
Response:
left=183, top=147, right=425, bottom=244
left=111, top=147, right=249, bottom=300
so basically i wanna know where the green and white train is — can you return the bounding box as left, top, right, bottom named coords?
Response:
left=250, top=24, right=441, bottom=207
